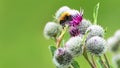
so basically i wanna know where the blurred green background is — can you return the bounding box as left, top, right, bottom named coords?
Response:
left=0, top=0, right=120, bottom=68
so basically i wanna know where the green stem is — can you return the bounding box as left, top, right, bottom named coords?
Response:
left=104, top=54, right=110, bottom=68
left=83, top=47, right=95, bottom=68
left=56, top=25, right=68, bottom=48
left=82, top=30, right=89, bottom=44
left=79, top=26, right=95, bottom=68
left=99, top=56, right=108, bottom=68
left=82, top=30, right=95, bottom=68
left=91, top=55, right=97, bottom=68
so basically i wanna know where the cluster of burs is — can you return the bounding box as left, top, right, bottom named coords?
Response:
left=43, top=4, right=120, bottom=68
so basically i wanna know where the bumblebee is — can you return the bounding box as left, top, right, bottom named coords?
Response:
left=59, top=12, right=72, bottom=27
left=55, top=6, right=83, bottom=27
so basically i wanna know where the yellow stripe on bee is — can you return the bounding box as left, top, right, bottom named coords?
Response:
left=59, top=12, right=70, bottom=20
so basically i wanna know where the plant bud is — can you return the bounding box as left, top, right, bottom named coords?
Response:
left=53, top=48, right=73, bottom=68
left=86, top=25, right=104, bottom=39
left=86, top=36, right=107, bottom=55
left=44, top=22, right=62, bottom=39
left=78, top=19, right=92, bottom=34
left=65, top=36, right=83, bottom=57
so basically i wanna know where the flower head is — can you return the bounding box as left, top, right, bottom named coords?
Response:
left=86, top=25, right=105, bottom=40
left=53, top=48, right=73, bottom=68
left=78, top=19, right=92, bottom=34
left=69, top=26, right=80, bottom=37
left=65, top=36, right=83, bottom=57
left=44, top=22, right=62, bottom=39
left=69, top=10, right=83, bottom=27
left=86, top=36, right=107, bottom=55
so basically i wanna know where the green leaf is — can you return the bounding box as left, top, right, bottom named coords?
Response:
left=97, top=59, right=104, bottom=68
left=71, top=60, right=80, bottom=68
left=82, top=30, right=90, bottom=45
left=49, top=45, right=57, bottom=57
left=93, top=3, right=100, bottom=24
left=62, top=39, right=65, bottom=47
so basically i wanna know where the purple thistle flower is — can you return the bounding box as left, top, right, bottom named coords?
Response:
left=56, top=48, right=65, bottom=56
left=69, top=26, right=80, bottom=37
left=69, top=10, right=83, bottom=27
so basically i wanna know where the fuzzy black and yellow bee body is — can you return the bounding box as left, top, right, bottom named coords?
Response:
left=59, top=12, right=72, bottom=27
